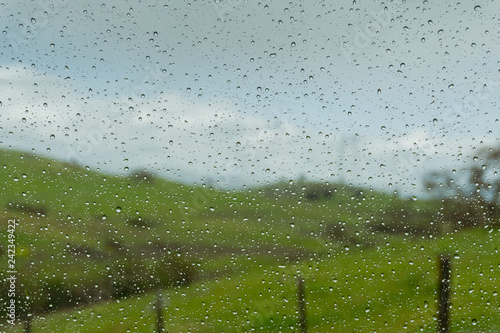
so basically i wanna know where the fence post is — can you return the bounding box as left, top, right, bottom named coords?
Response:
left=24, top=315, right=31, bottom=333
left=297, top=276, right=307, bottom=333
left=155, top=292, right=164, bottom=333
left=437, top=254, right=451, bottom=333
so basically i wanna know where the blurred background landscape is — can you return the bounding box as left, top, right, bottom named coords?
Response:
left=0, top=147, right=498, bottom=332
left=1, top=0, right=499, bottom=332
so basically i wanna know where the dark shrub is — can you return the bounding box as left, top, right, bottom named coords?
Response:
left=303, top=183, right=334, bottom=201
left=6, top=201, right=48, bottom=216
left=106, top=253, right=197, bottom=299
left=127, top=216, right=156, bottom=229
left=41, top=280, right=83, bottom=312
left=130, top=169, right=155, bottom=183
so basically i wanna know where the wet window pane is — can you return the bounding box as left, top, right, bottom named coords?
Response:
left=1, top=1, right=499, bottom=332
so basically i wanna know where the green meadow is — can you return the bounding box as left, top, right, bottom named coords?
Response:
left=0, top=149, right=498, bottom=332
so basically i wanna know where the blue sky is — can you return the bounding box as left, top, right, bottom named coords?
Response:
left=1, top=0, right=499, bottom=195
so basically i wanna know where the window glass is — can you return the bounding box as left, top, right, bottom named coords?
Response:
left=1, top=1, right=498, bottom=332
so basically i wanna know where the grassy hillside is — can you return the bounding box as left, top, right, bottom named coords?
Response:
left=3, top=228, right=499, bottom=332
left=0, top=148, right=498, bottom=332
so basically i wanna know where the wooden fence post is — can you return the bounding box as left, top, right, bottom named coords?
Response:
left=24, top=315, right=32, bottom=333
left=297, top=276, right=307, bottom=333
left=155, top=292, right=165, bottom=333
left=437, top=254, right=451, bottom=333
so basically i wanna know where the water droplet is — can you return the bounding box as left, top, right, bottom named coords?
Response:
left=116, top=207, right=121, bottom=213
left=31, top=18, right=36, bottom=24
left=474, top=5, right=481, bottom=11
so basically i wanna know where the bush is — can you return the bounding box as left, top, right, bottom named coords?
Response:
left=6, top=201, right=48, bottom=216
left=126, top=216, right=156, bottom=229
left=368, top=208, right=438, bottom=237
left=40, top=280, right=83, bottom=312
left=130, top=169, right=155, bottom=183
left=324, top=222, right=377, bottom=248
left=106, top=253, right=197, bottom=299
left=439, top=197, right=491, bottom=230
left=303, top=183, right=334, bottom=201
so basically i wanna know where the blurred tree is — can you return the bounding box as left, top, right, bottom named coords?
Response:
left=469, top=147, right=500, bottom=206
left=424, top=146, right=500, bottom=228
left=130, top=169, right=155, bottom=183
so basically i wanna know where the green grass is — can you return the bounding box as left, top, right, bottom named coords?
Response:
left=0, top=148, right=498, bottom=332
left=2, top=228, right=498, bottom=332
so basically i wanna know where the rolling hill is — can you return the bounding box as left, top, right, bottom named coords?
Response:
left=0, top=148, right=498, bottom=332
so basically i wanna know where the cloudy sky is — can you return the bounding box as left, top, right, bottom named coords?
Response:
left=1, top=0, right=499, bottom=195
